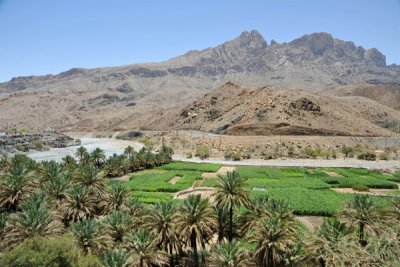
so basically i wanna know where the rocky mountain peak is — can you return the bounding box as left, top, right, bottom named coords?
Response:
left=364, top=48, right=386, bottom=67
left=290, top=32, right=334, bottom=55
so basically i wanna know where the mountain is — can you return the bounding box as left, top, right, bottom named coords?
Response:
left=0, top=30, right=399, bottom=133
left=170, top=82, right=400, bottom=136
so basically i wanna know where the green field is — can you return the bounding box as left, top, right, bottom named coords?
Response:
left=118, top=162, right=399, bottom=212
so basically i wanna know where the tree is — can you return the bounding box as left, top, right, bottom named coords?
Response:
left=61, top=186, right=97, bottom=222
left=71, top=218, right=108, bottom=255
left=208, top=240, right=254, bottom=267
left=75, top=146, right=88, bottom=162
left=145, top=201, right=179, bottom=266
left=105, top=154, right=127, bottom=177
left=102, top=249, right=130, bottom=267
left=339, top=195, right=383, bottom=246
left=43, top=172, right=71, bottom=208
left=124, top=145, right=136, bottom=159
left=75, top=165, right=107, bottom=197
left=62, top=154, right=78, bottom=169
left=213, top=171, right=250, bottom=242
left=39, top=160, right=64, bottom=182
left=105, top=211, right=132, bottom=247
left=0, top=164, right=34, bottom=211
left=107, top=183, right=131, bottom=211
left=3, top=192, right=64, bottom=248
left=174, top=194, right=216, bottom=267
left=250, top=213, right=297, bottom=267
left=125, top=228, right=169, bottom=267
left=341, top=146, right=354, bottom=158
left=91, top=147, right=106, bottom=167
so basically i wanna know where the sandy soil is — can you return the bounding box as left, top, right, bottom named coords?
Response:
left=174, top=187, right=215, bottom=202
left=296, top=216, right=324, bottom=231
left=169, top=176, right=181, bottom=185
left=331, top=187, right=398, bottom=196
left=324, top=171, right=343, bottom=177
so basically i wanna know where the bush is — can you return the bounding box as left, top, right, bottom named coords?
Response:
left=0, top=235, right=102, bottom=267
left=341, top=146, right=354, bottom=158
left=232, top=151, right=242, bottom=161
left=379, top=152, right=389, bottom=161
left=304, top=147, right=320, bottom=159
left=224, top=148, right=234, bottom=160
left=195, top=145, right=211, bottom=159
left=185, top=151, right=193, bottom=158
left=357, top=151, right=376, bottom=161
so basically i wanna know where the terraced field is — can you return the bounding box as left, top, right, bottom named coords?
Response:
left=116, top=162, right=399, bottom=214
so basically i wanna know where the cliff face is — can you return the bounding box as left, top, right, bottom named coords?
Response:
left=0, top=30, right=399, bottom=132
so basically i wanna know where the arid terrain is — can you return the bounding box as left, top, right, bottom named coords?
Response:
left=0, top=30, right=399, bottom=135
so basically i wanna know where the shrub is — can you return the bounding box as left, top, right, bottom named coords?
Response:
left=195, top=145, right=211, bottom=159
left=0, top=235, right=102, bottom=267
left=287, top=145, right=295, bottom=158
left=224, top=148, right=234, bottom=160
left=379, top=152, right=389, bottom=161
left=232, top=151, right=242, bottom=161
left=304, top=147, right=320, bottom=159
left=357, top=151, right=376, bottom=161
left=33, top=141, right=44, bottom=151
left=185, top=151, right=193, bottom=158
left=341, top=146, right=354, bottom=158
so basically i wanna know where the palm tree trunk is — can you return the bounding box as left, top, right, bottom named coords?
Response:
left=359, top=222, right=366, bottom=246
left=191, top=230, right=199, bottom=267
left=169, top=243, right=174, bottom=267
left=267, top=247, right=274, bottom=267
left=229, top=205, right=233, bottom=243
left=319, top=258, right=326, bottom=267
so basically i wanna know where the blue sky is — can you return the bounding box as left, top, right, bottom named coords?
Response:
left=0, top=0, right=399, bottom=82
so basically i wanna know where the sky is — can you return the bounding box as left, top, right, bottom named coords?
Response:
left=0, top=0, right=399, bottom=82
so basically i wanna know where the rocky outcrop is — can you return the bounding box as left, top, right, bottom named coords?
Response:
left=0, top=133, right=79, bottom=155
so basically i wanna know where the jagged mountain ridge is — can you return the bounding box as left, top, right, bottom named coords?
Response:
left=0, top=30, right=399, bottom=132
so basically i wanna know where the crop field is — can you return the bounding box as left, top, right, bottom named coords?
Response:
left=119, top=162, right=399, bottom=213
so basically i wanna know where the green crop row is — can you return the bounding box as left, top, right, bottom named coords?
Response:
left=251, top=188, right=393, bottom=216
left=156, top=161, right=222, bottom=172
left=125, top=170, right=202, bottom=192
left=131, top=191, right=173, bottom=204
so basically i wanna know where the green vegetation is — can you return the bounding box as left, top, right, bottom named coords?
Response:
left=195, top=144, right=211, bottom=159
left=0, top=155, right=398, bottom=267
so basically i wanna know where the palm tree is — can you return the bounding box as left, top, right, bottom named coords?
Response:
left=62, top=154, right=77, bottom=169
left=124, top=145, right=136, bottom=159
left=61, top=186, right=97, bottom=222
left=39, top=160, right=64, bottom=182
left=214, top=206, right=230, bottom=243
left=238, top=195, right=270, bottom=236
left=174, top=194, right=216, bottom=267
left=43, top=172, right=71, bottom=208
left=208, top=240, right=254, bottom=267
left=105, top=154, right=127, bottom=177
left=91, top=147, right=106, bottom=167
left=0, top=164, right=34, bottom=211
left=107, top=183, right=131, bottom=211
left=75, top=146, right=88, bottom=162
left=339, top=195, right=383, bottom=246
left=75, top=165, right=107, bottom=197
left=105, top=210, right=132, bottom=247
left=102, top=249, right=130, bottom=267
left=0, top=156, right=10, bottom=172
left=145, top=201, right=179, bottom=266
left=307, top=218, right=366, bottom=267
left=71, top=218, right=108, bottom=255
left=365, top=234, right=400, bottom=266
left=125, top=228, right=169, bottom=267
left=250, top=213, right=297, bottom=267
left=3, top=192, right=64, bottom=248
left=213, top=171, right=250, bottom=242
left=126, top=197, right=146, bottom=227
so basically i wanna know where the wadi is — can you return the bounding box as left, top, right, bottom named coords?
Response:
left=0, top=2, right=400, bottom=266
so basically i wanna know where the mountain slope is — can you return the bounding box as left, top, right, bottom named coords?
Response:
left=171, top=82, right=400, bottom=136
left=0, top=30, right=399, bottom=132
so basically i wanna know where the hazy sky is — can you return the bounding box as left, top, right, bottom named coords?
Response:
left=0, top=0, right=399, bottom=82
